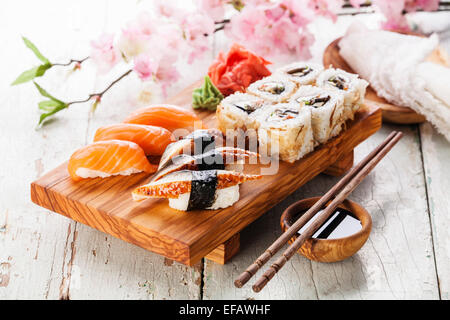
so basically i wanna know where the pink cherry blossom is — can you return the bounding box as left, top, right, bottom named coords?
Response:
left=133, top=54, right=158, bottom=81
left=200, top=0, right=226, bottom=21
left=90, top=33, right=120, bottom=74
left=155, top=57, right=180, bottom=96
left=225, top=4, right=266, bottom=42
left=152, top=0, right=186, bottom=20
left=135, top=11, right=158, bottom=37
left=117, top=11, right=159, bottom=60
left=309, top=0, right=344, bottom=22
left=349, top=0, right=366, bottom=8
left=117, top=26, right=150, bottom=60
left=279, top=0, right=315, bottom=27
left=225, top=2, right=314, bottom=59
left=373, top=0, right=439, bottom=31
left=405, top=0, right=439, bottom=12
left=373, top=0, right=410, bottom=31
left=181, top=12, right=215, bottom=63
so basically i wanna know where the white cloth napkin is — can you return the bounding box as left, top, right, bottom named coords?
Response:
left=339, top=22, right=450, bottom=142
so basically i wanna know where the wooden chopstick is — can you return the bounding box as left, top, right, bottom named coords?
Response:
left=234, top=131, right=399, bottom=288
left=251, top=131, right=403, bottom=292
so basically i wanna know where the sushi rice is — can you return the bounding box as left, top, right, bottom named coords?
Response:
left=169, top=185, right=240, bottom=211
left=246, top=75, right=297, bottom=103
left=251, top=102, right=314, bottom=163
left=290, top=85, right=345, bottom=144
left=274, top=62, right=323, bottom=86
left=316, top=68, right=368, bottom=121
left=216, top=92, right=270, bottom=133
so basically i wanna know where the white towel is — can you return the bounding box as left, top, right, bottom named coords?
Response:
left=339, top=23, right=450, bottom=141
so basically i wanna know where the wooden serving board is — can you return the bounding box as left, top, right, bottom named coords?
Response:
left=31, top=81, right=381, bottom=266
left=323, top=36, right=449, bottom=125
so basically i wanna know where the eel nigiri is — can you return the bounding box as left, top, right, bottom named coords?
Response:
left=132, top=169, right=262, bottom=211
left=68, top=140, right=156, bottom=181
left=158, top=129, right=223, bottom=171
left=93, top=123, right=175, bottom=156
left=123, top=104, right=204, bottom=133
left=152, top=147, right=260, bottom=181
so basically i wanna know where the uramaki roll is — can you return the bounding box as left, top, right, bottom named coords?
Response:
left=216, top=92, right=271, bottom=134
left=316, top=68, right=368, bottom=121
left=251, top=102, right=314, bottom=163
left=246, top=75, right=297, bottom=103
left=275, top=62, right=323, bottom=86
left=290, top=85, right=345, bottom=145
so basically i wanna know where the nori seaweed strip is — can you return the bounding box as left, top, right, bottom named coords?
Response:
left=234, top=103, right=256, bottom=114
left=186, top=130, right=216, bottom=155
left=194, top=150, right=225, bottom=171
left=188, top=170, right=218, bottom=210
left=158, top=131, right=216, bottom=171
left=287, top=66, right=312, bottom=77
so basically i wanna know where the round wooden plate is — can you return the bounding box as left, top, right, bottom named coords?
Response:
left=323, top=36, right=449, bottom=124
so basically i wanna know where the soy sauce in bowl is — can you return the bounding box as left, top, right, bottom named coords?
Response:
left=287, top=208, right=362, bottom=240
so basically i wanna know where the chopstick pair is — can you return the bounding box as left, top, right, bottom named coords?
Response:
left=234, top=131, right=403, bottom=293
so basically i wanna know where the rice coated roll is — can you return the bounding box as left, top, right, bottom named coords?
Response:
left=290, top=86, right=345, bottom=144
left=274, top=62, right=323, bottom=86
left=246, top=75, right=297, bottom=103
left=251, top=102, right=314, bottom=163
left=216, top=92, right=270, bottom=133
left=316, top=68, right=368, bottom=121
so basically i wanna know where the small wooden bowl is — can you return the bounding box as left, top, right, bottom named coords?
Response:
left=280, top=197, right=372, bottom=263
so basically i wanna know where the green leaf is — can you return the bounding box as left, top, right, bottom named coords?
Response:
left=38, top=101, right=68, bottom=126
left=33, top=81, right=64, bottom=104
left=11, top=63, right=51, bottom=85
left=90, top=99, right=100, bottom=114
left=38, top=100, right=61, bottom=112
left=22, top=37, right=49, bottom=64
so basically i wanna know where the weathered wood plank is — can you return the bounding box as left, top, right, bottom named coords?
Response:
left=0, top=0, right=102, bottom=299
left=420, top=122, right=450, bottom=300
left=203, top=125, right=440, bottom=299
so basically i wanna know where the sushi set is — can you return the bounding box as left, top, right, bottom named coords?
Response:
left=31, top=51, right=382, bottom=266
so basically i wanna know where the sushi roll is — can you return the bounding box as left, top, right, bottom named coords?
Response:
left=290, top=86, right=345, bottom=144
left=274, top=62, right=323, bottom=86
left=152, top=147, right=260, bottom=181
left=246, top=75, right=297, bottom=103
left=158, top=129, right=223, bottom=171
left=132, top=169, right=262, bottom=211
left=251, top=102, right=314, bottom=163
left=68, top=140, right=157, bottom=181
left=216, top=92, right=270, bottom=134
left=316, top=68, right=368, bottom=121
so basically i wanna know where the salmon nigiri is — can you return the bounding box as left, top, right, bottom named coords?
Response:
left=93, top=124, right=175, bottom=156
left=123, top=104, right=205, bottom=132
left=68, top=140, right=157, bottom=181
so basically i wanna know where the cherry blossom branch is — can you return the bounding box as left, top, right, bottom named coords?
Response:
left=214, top=19, right=230, bottom=24
left=67, top=69, right=133, bottom=106
left=214, top=25, right=226, bottom=33
left=52, top=56, right=90, bottom=67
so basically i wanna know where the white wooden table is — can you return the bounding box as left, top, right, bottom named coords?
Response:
left=1, top=1, right=448, bottom=300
